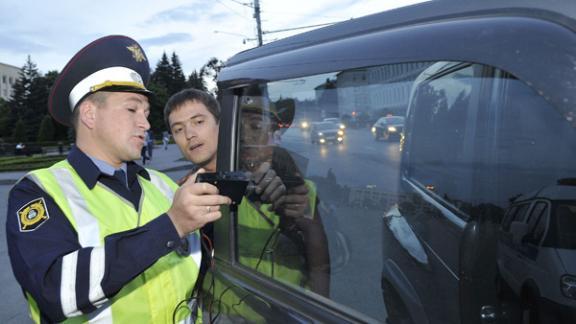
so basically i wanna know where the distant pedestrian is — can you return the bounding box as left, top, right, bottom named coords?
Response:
left=146, top=129, right=154, bottom=160
left=162, top=131, right=170, bottom=150
left=15, top=142, right=25, bottom=156
left=141, top=133, right=149, bottom=165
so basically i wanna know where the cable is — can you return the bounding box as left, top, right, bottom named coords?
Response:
left=215, top=0, right=251, bottom=20
left=171, top=232, right=216, bottom=323
left=226, top=0, right=253, bottom=7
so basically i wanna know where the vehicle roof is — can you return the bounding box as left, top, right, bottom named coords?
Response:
left=514, top=184, right=576, bottom=203
left=312, top=121, right=338, bottom=127
left=223, top=1, right=576, bottom=67
left=218, top=0, right=576, bottom=114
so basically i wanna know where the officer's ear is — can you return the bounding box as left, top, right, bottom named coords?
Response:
left=78, top=99, right=97, bottom=130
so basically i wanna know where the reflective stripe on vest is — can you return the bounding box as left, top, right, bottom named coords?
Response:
left=25, top=161, right=199, bottom=323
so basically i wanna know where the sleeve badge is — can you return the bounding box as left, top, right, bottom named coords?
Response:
left=17, top=198, right=50, bottom=232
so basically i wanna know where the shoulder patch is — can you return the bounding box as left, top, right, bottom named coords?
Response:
left=17, top=197, right=50, bottom=232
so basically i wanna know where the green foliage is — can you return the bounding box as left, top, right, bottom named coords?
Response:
left=0, top=154, right=66, bottom=172
left=0, top=98, right=10, bottom=139
left=4, top=57, right=64, bottom=142
left=186, top=70, right=207, bottom=91
left=147, top=81, right=170, bottom=133
left=37, top=115, right=55, bottom=142
left=200, top=57, right=225, bottom=95
left=12, top=119, right=26, bottom=143
left=151, top=53, right=172, bottom=90
left=170, top=52, right=186, bottom=94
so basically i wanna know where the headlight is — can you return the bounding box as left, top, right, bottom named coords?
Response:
left=318, top=132, right=323, bottom=136
left=388, top=126, right=397, bottom=132
left=340, top=124, right=346, bottom=129
left=337, top=137, right=343, bottom=142
left=301, top=121, right=309, bottom=128
left=561, top=275, right=576, bottom=299
left=371, top=127, right=376, bottom=133
left=319, top=138, right=326, bottom=144
left=337, top=130, right=344, bottom=136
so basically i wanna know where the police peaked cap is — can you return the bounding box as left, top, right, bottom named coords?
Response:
left=240, top=96, right=295, bottom=130
left=49, top=35, right=152, bottom=126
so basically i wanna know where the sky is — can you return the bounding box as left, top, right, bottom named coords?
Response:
left=0, top=0, right=428, bottom=77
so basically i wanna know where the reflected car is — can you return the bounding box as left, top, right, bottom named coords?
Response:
left=310, top=122, right=345, bottom=144
left=323, top=118, right=346, bottom=130
left=497, top=181, right=576, bottom=323
left=371, top=116, right=404, bottom=141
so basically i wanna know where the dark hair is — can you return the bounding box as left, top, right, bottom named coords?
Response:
left=164, top=88, right=220, bottom=132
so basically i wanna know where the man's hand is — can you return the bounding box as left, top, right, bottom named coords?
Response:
left=275, top=183, right=311, bottom=219
left=167, top=169, right=232, bottom=237
left=250, top=162, right=286, bottom=209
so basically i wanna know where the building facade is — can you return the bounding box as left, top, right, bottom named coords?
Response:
left=0, top=62, right=21, bottom=101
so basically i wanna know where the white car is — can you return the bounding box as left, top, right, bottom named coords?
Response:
left=498, top=182, right=576, bottom=322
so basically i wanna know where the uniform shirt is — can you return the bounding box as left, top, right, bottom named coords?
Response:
left=6, top=146, right=183, bottom=322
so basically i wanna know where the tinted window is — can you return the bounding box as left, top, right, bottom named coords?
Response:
left=551, top=203, right=576, bottom=248
left=407, top=64, right=476, bottom=216
left=233, top=63, right=429, bottom=321
left=225, top=60, right=576, bottom=322
left=524, top=202, right=548, bottom=244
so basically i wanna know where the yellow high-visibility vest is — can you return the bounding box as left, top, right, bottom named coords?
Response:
left=25, top=160, right=200, bottom=323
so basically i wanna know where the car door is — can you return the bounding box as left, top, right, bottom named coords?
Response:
left=205, top=2, right=576, bottom=324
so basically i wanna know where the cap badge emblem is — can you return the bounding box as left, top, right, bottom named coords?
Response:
left=127, top=44, right=146, bottom=62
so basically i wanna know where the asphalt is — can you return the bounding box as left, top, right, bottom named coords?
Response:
left=0, top=144, right=192, bottom=323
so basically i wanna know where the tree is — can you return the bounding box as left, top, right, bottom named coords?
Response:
left=170, top=52, right=186, bottom=94
left=146, top=80, right=170, bottom=133
left=151, top=52, right=172, bottom=91
left=6, top=57, right=36, bottom=138
left=0, top=98, right=11, bottom=139
left=6, top=57, right=63, bottom=142
left=37, top=115, right=55, bottom=142
left=186, top=70, right=207, bottom=91
left=200, top=57, right=224, bottom=95
left=12, top=119, right=26, bottom=143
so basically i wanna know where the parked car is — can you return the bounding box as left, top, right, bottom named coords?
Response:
left=371, top=116, right=404, bottom=141
left=497, top=181, right=576, bottom=323
left=206, top=1, right=576, bottom=323
left=310, top=121, right=345, bottom=144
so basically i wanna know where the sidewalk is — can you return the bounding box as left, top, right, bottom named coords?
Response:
left=0, top=143, right=192, bottom=184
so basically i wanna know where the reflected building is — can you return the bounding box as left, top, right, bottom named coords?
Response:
left=335, top=63, right=430, bottom=118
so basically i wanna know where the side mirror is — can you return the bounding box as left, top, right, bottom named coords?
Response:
left=509, top=221, right=529, bottom=245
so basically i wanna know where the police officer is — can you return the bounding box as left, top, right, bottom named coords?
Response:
left=5, top=35, right=231, bottom=323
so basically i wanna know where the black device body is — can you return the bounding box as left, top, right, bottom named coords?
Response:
left=195, top=172, right=249, bottom=209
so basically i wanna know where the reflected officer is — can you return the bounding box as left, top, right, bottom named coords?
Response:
left=5, top=35, right=231, bottom=323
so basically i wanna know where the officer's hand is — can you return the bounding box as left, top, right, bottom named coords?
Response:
left=250, top=162, right=286, bottom=207
left=177, top=169, right=196, bottom=186
left=275, top=183, right=311, bottom=218
left=167, top=169, right=232, bottom=237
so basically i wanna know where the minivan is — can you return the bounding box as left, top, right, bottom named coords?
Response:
left=202, top=1, right=576, bottom=323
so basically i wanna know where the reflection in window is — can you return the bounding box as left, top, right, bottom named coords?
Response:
left=233, top=63, right=429, bottom=322
left=229, top=60, right=576, bottom=322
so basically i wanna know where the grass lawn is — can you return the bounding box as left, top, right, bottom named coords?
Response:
left=0, top=155, right=67, bottom=172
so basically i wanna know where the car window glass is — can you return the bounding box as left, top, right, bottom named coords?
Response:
left=407, top=64, right=476, bottom=216
left=228, top=61, right=576, bottom=323
left=512, top=203, right=531, bottom=223
left=552, top=203, right=576, bottom=249
left=528, top=203, right=549, bottom=244
left=233, top=63, right=429, bottom=321
left=524, top=202, right=547, bottom=244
